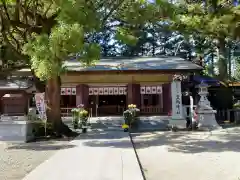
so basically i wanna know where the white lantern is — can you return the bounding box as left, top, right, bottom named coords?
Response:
left=71, top=88, right=76, bottom=95
left=140, top=86, right=146, bottom=94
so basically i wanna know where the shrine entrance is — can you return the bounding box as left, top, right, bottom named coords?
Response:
left=88, top=86, right=127, bottom=116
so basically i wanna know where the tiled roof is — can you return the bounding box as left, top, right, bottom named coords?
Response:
left=64, top=56, right=202, bottom=71
left=0, top=79, right=33, bottom=90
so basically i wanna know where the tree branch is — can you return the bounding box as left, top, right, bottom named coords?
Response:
left=101, top=0, right=125, bottom=27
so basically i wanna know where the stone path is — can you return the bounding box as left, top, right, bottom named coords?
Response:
left=132, top=127, right=240, bottom=180
left=22, top=130, right=143, bottom=180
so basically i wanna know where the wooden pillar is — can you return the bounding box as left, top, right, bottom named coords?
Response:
left=76, top=84, right=89, bottom=108
left=162, top=83, right=172, bottom=114
left=127, top=84, right=140, bottom=107
left=0, top=91, right=4, bottom=114
left=22, top=91, right=30, bottom=114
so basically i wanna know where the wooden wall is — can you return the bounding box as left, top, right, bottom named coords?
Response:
left=0, top=90, right=29, bottom=115
left=61, top=73, right=172, bottom=86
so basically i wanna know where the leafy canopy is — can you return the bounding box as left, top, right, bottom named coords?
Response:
left=20, top=0, right=167, bottom=80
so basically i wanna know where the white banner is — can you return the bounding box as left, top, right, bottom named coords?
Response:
left=35, top=93, right=47, bottom=120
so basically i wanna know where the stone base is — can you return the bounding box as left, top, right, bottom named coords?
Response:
left=198, top=124, right=222, bottom=131
left=0, top=116, right=35, bottom=142
left=197, top=112, right=222, bottom=131
left=168, top=118, right=186, bottom=129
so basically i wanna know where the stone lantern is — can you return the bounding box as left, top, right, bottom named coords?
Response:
left=196, top=81, right=221, bottom=130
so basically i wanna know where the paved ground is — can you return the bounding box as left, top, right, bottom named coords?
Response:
left=22, top=130, right=143, bottom=180
left=63, top=116, right=169, bottom=131
left=0, top=139, right=72, bottom=180
left=132, top=127, right=240, bottom=180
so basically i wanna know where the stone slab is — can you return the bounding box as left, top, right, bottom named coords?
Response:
left=22, top=131, right=143, bottom=180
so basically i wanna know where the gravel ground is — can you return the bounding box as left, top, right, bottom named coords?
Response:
left=132, top=128, right=240, bottom=180
left=0, top=138, right=73, bottom=180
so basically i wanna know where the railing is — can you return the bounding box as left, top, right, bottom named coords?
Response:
left=215, top=109, right=240, bottom=124
left=140, top=106, right=163, bottom=114
left=96, top=105, right=125, bottom=116
left=182, top=107, right=240, bottom=124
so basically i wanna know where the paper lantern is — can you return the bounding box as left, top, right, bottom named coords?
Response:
left=151, top=86, right=157, bottom=94
left=140, top=86, right=146, bottom=94
left=71, top=88, right=76, bottom=95
left=157, top=86, right=162, bottom=94
left=93, top=88, right=98, bottom=95
left=89, top=88, right=93, bottom=95
left=66, top=88, right=72, bottom=95
left=103, top=87, right=109, bottom=95
left=119, top=87, right=124, bottom=94
left=61, top=88, right=66, bottom=95
left=99, top=88, right=104, bottom=95
left=123, top=87, right=127, bottom=95
left=109, top=87, right=113, bottom=95
left=113, top=87, right=119, bottom=95
left=146, top=86, right=151, bottom=94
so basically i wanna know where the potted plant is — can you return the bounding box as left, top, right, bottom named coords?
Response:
left=123, top=104, right=140, bottom=130
left=71, top=108, right=80, bottom=129
left=79, top=109, right=89, bottom=133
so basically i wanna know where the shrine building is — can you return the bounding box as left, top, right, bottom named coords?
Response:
left=0, top=56, right=202, bottom=117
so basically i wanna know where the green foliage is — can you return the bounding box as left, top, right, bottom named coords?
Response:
left=116, top=27, right=138, bottom=46
left=56, top=0, right=100, bottom=31
left=22, top=23, right=87, bottom=80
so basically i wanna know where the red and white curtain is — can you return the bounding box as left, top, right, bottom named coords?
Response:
left=61, top=87, right=76, bottom=95
left=89, top=87, right=127, bottom=95
left=140, top=85, right=162, bottom=94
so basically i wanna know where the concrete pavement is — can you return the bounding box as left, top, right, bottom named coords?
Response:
left=22, top=130, right=143, bottom=180
left=132, top=128, right=240, bottom=180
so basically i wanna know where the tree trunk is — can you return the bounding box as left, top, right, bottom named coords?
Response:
left=45, top=76, right=76, bottom=137
left=217, top=38, right=228, bottom=80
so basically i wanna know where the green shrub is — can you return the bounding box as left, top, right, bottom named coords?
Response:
left=32, top=121, right=54, bottom=137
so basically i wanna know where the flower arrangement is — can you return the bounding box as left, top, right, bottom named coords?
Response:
left=71, top=108, right=80, bottom=129
left=79, top=109, right=89, bottom=133
left=79, top=109, right=88, bottom=117
left=123, top=104, right=140, bottom=130
left=71, top=104, right=90, bottom=132
left=128, top=104, right=136, bottom=108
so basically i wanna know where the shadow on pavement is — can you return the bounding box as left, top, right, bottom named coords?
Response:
left=132, top=131, right=240, bottom=153
left=79, top=131, right=133, bottom=148
left=7, top=141, right=76, bottom=151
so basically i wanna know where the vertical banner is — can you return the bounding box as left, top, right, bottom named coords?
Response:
left=35, top=93, right=47, bottom=120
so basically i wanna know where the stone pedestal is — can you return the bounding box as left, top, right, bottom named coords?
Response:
left=0, top=115, right=35, bottom=142
left=196, top=82, right=222, bottom=130
left=169, top=80, right=186, bottom=129
left=197, top=108, right=221, bottom=130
